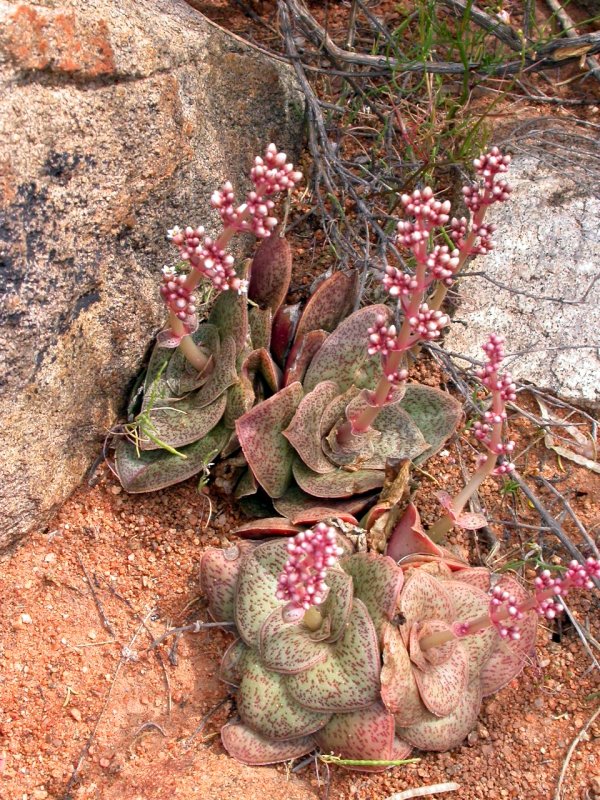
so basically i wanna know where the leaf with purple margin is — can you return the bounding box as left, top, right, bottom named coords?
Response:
left=283, top=330, right=328, bottom=387
left=164, top=324, right=220, bottom=395
left=399, top=385, right=462, bottom=462
left=234, top=539, right=290, bottom=647
left=341, top=553, right=404, bottom=645
left=236, top=382, right=304, bottom=498
left=381, top=622, right=426, bottom=726
left=259, top=607, right=329, bottom=675
left=238, top=650, right=330, bottom=740
left=452, top=567, right=491, bottom=592
left=314, top=702, right=395, bottom=764
left=221, top=721, right=315, bottom=766
left=386, top=503, right=446, bottom=563
left=223, top=380, right=255, bottom=430
left=283, top=381, right=339, bottom=473
left=271, top=302, right=301, bottom=367
left=444, top=580, right=496, bottom=677
left=220, top=638, right=249, bottom=687
left=242, top=348, right=281, bottom=394
left=284, top=598, right=380, bottom=712
left=273, top=486, right=376, bottom=526
left=411, top=624, right=469, bottom=717
left=293, top=459, right=385, bottom=498
left=199, top=541, right=255, bottom=622
left=399, top=571, right=454, bottom=644
left=320, top=386, right=361, bottom=439
left=248, top=233, right=292, bottom=313
left=295, top=270, right=359, bottom=341
left=396, top=680, right=482, bottom=751
left=234, top=468, right=258, bottom=500
left=303, top=305, right=392, bottom=393
left=233, top=517, right=302, bottom=538
left=115, top=421, right=229, bottom=493
left=209, top=286, right=248, bottom=355
left=248, top=306, right=272, bottom=350
left=189, top=336, right=238, bottom=409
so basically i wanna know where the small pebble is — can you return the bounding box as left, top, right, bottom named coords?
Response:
left=69, top=708, right=82, bottom=722
left=44, top=553, right=56, bottom=564
left=99, top=757, right=111, bottom=769
left=20, top=614, right=32, bottom=625
left=110, top=485, right=122, bottom=495
left=87, top=630, right=97, bottom=640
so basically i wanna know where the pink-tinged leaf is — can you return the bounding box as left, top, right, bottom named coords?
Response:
left=221, top=721, right=315, bottom=766
left=273, top=486, right=375, bottom=526
left=220, top=638, right=249, bottom=686
left=314, top=702, right=397, bottom=768
left=444, top=580, right=496, bottom=676
left=293, top=458, right=385, bottom=498
left=259, top=606, right=330, bottom=675
left=452, top=567, right=491, bottom=592
left=320, top=386, right=360, bottom=439
left=295, top=270, right=360, bottom=341
left=400, top=385, right=463, bottom=462
left=303, top=305, right=392, bottom=393
left=396, top=680, right=482, bottom=752
left=236, top=382, right=304, bottom=498
left=399, top=570, right=454, bottom=644
left=283, top=381, right=339, bottom=474
left=284, top=599, right=381, bottom=713
left=436, top=491, right=487, bottom=530
left=283, top=330, right=328, bottom=387
left=115, top=421, right=229, bottom=493
left=190, top=336, right=238, bottom=409
left=234, top=539, right=290, bottom=647
left=248, top=233, right=292, bottom=313
left=386, top=503, right=445, bottom=563
left=341, top=552, right=404, bottom=645
left=381, top=622, right=427, bottom=726
left=242, top=348, right=281, bottom=394
left=238, top=650, right=330, bottom=740
left=233, top=517, right=302, bottom=538
left=234, top=468, right=257, bottom=500
left=164, top=324, right=220, bottom=395
left=209, top=286, right=248, bottom=355
left=199, top=542, right=255, bottom=622
left=320, top=568, right=354, bottom=643
left=271, top=302, right=301, bottom=367
left=411, top=622, right=469, bottom=717
left=480, top=574, right=537, bottom=696
left=248, top=306, right=272, bottom=350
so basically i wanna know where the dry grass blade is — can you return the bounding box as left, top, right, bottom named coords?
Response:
left=386, top=782, right=461, bottom=799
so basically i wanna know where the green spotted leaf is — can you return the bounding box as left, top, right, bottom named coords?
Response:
left=221, top=721, right=316, bottom=766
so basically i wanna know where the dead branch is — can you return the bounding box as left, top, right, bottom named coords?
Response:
left=77, top=554, right=116, bottom=637
left=544, top=0, right=600, bottom=82
left=554, top=705, right=600, bottom=800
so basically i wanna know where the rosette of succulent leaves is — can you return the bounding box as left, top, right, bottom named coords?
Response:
left=115, top=147, right=511, bottom=525
left=199, top=521, right=599, bottom=768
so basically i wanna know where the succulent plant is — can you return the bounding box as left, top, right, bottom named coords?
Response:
left=200, top=521, right=599, bottom=768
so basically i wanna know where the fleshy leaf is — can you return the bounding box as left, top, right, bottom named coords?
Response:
left=293, top=459, right=385, bottom=498
left=314, top=702, right=398, bottom=767
left=271, top=302, right=301, bottom=367
left=303, top=305, right=392, bottom=393
left=234, top=468, right=258, bottom=500
left=234, top=539, right=290, bottom=647
left=141, top=389, right=227, bottom=450
left=341, top=552, right=404, bottom=644
left=380, top=622, right=426, bottom=726
left=209, top=286, right=249, bottom=355
left=386, top=503, right=446, bottom=563
left=164, top=324, right=220, bottom=395
left=233, top=517, right=302, bottom=538
left=259, top=607, right=329, bottom=675
left=399, top=570, right=454, bottom=641
left=320, top=386, right=360, bottom=439
left=248, top=233, right=292, bottom=313
left=199, top=542, right=255, bottom=622
left=444, top=580, right=496, bottom=676
left=220, top=638, right=249, bottom=686
left=452, top=567, right=492, bottom=592
left=189, top=336, right=238, bottom=409
left=273, top=486, right=376, bottom=526
left=283, top=381, right=339, bottom=473
left=396, top=680, right=482, bottom=751
left=400, top=385, right=462, bottom=462
left=480, top=575, right=537, bottom=696
left=283, top=330, right=328, bottom=387
left=284, top=598, right=380, bottom=712
left=238, top=650, right=330, bottom=740
left=248, top=306, right=272, bottom=351
left=224, top=380, right=255, bottom=430
left=319, top=568, right=354, bottom=643
left=295, top=270, right=359, bottom=341
left=221, top=721, right=315, bottom=766
left=236, top=382, right=304, bottom=498
left=114, top=422, right=229, bottom=493
left=241, top=348, right=281, bottom=394
left=411, top=623, right=469, bottom=717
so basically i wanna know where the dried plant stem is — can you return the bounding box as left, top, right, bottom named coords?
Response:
left=554, top=704, right=600, bottom=800
left=386, top=783, right=461, bottom=800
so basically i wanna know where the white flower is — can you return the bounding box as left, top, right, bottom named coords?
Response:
left=161, top=265, right=177, bottom=277
left=167, top=225, right=182, bottom=240
left=237, top=278, right=249, bottom=295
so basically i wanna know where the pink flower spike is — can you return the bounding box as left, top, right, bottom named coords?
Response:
left=367, top=314, right=398, bottom=356
left=275, top=523, right=344, bottom=620
left=435, top=491, right=487, bottom=530
left=408, top=304, right=449, bottom=340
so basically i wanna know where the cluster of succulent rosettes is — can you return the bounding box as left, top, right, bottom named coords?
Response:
left=199, top=525, right=549, bottom=769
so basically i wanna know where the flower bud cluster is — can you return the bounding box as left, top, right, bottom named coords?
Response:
left=167, top=226, right=240, bottom=293
left=426, top=245, right=460, bottom=285
left=534, top=558, right=600, bottom=620
left=382, top=266, right=419, bottom=298
left=160, top=266, right=197, bottom=329
left=474, top=146, right=511, bottom=188
left=276, top=523, right=344, bottom=619
left=400, top=186, right=451, bottom=229
left=385, top=367, right=409, bottom=386
left=408, top=304, right=449, bottom=340
left=476, top=335, right=516, bottom=403
left=367, top=315, right=398, bottom=357
left=489, top=585, right=524, bottom=641
left=250, top=143, right=303, bottom=195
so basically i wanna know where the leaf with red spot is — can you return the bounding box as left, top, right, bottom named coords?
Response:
left=209, top=286, right=248, bottom=355
left=233, top=517, right=302, bottom=538
left=236, top=382, right=304, bottom=498
left=294, top=270, right=359, bottom=341
left=220, top=638, right=249, bottom=686
left=293, top=458, right=385, bottom=499
left=380, top=622, right=426, bottom=726
left=341, top=552, right=404, bottom=644
left=199, top=542, right=255, bottom=622
left=283, top=381, right=339, bottom=473
left=399, top=385, right=462, bottom=462
left=273, top=486, right=375, bottom=526
left=248, top=306, right=272, bottom=350
left=271, top=302, right=301, bottom=367
left=386, top=503, right=446, bottom=563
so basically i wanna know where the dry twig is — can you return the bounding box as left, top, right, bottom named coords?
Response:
left=386, top=782, right=461, bottom=800
left=554, top=704, right=600, bottom=800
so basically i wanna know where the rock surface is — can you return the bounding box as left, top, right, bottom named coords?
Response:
left=445, top=155, right=600, bottom=410
left=0, top=0, right=304, bottom=551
